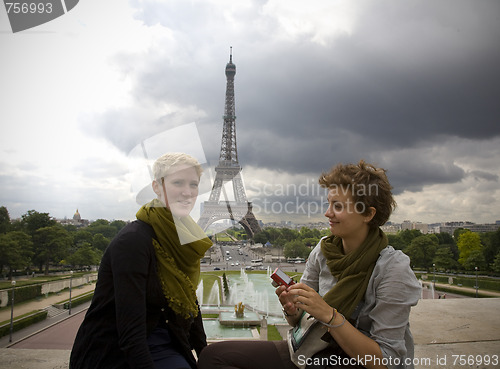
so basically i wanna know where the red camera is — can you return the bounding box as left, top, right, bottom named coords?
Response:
left=271, top=268, right=295, bottom=288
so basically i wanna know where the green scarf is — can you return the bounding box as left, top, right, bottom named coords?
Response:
left=320, top=227, right=387, bottom=319
left=136, top=199, right=212, bottom=319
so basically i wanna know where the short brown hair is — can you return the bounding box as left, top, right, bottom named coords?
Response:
left=319, top=160, right=396, bottom=227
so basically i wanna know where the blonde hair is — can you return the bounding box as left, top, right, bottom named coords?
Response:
left=153, top=152, right=203, bottom=181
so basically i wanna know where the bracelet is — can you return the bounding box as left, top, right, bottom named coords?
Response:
left=319, top=308, right=346, bottom=329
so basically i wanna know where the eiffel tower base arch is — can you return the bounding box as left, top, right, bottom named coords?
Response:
left=198, top=201, right=261, bottom=240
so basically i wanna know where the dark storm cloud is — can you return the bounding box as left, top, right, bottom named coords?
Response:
left=380, top=153, right=466, bottom=194
left=233, top=4, right=500, bottom=143
left=89, top=0, right=500, bottom=198
left=467, top=170, right=499, bottom=182
left=237, top=0, right=500, bottom=193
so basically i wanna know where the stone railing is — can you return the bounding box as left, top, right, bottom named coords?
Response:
left=0, top=273, right=97, bottom=308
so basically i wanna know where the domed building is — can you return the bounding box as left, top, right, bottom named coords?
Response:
left=56, top=209, right=89, bottom=227
left=73, top=209, right=82, bottom=222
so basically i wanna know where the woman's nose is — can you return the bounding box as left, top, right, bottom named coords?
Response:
left=324, top=204, right=333, bottom=218
left=181, top=186, right=192, bottom=196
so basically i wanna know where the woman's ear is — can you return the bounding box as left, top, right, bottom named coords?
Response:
left=152, top=180, right=161, bottom=197
left=365, top=207, right=376, bottom=223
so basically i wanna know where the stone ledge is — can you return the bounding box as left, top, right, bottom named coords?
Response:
left=0, top=348, right=70, bottom=369
left=0, top=298, right=498, bottom=369
left=414, top=341, right=499, bottom=369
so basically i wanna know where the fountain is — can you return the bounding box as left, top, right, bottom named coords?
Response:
left=202, top=320, right=258, bottom=340
left=429, top=281, right=436, bottom=299
left=219, top=300, right=262, bottom=327
left=207, top=280, right=221, bottom=307
left=200, top=269, right=288, bottom=340
left=226, top=269, right=284, bottom=322
left=196, top=280, right=204, bottom=306
left=419, top=278, right=438, bottom=299
left=235, top=302, right=245, bottom=318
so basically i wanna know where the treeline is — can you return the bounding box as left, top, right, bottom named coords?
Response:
left=2, top=203, right=499, bottom=278
left=253, top=227, right=329, bottom=259
left=388, top=228, right=500, bottom=273
left=253, top=226, right=500, bottom=274
left=0, top=206, right=127, bottom=279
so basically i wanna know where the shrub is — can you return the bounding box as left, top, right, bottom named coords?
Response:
left=63, top=292, right=94, bottom=309
left=0, top=285, right=42, bottom=306
left=0, top=310, right=48, bottom=338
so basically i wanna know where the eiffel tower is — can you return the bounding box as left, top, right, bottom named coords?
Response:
left=198, top=48, right=261, bottom=239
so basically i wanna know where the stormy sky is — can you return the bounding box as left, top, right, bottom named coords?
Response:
left=1, top=0, right=499, bottom=225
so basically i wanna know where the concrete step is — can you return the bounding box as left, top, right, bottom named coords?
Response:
left=45, top=305, right=66, bottom=318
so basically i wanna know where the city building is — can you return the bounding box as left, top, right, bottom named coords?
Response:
left=57, top=209, right=90, bottom=227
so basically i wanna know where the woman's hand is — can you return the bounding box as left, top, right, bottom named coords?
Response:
left=286, top=283, right=333, bottom=324
left=275, top=284, right=298, bottom=316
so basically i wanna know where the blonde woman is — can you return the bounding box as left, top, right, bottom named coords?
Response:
left=70, top=153, right=212, bottom=369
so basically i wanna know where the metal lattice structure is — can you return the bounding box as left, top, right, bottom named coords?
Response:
left=198, top=48, right=261, bottom=239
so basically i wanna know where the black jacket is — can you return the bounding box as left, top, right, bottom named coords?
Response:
left=70, top=220, right=207, bottom=369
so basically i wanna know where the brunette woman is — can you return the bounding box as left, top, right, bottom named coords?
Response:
left=198, top=160, right=421, bottom=369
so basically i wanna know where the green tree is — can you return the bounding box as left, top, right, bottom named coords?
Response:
left=491, top=252, right=500, bottom=273
left=73, top=230, right=93, bottom=247
left=404, top=234, right=438, bottom=270
left=434, top=232, right=454, bottom=245
left=253, top=231, right=268, bottom=244
left=92, top=233, right=110, bottom=252
left=33, top=225, right=72, bottom=274
left=434, top=232, right=459, bottom=261
left=21, top=210, right=56, bottom=236
left=268, top=228, right=285, bottom=247
left=281, top=228, right=299, bottom=242
left=222, top=273, right=230, bottom=301
left=432, top=246, right=458, bottom=271
left=319, top=229, right=331, bottom=238
left=283, top=240, right=310, bottom=259
left=481, top=228, right=500, bottom=270
left=67, top=242, right=102, bottom=267
left=299, top=227, right=320, bottom=240
left=62, top=224, right=78, bottom=233
left=254, top=228, right=291, bottom=247
left=90, top=219, right=109, bottom=227
left=398, top=229, right=423, bottom=247
left=463, top=249, right=487, bottom=271
left=387, top=234, right=405, bottom=250
left=110, top=220, right=127, bottom=233
left=302, top=237, right=319, bottom=248
left=457, top=231, right=482, bottom=267
left=0, top=231, right=33, bottom=279
left=0, top=206, right=11, bottom=234
left=87, top=220, right=118, bottom=239
left=453, top=228, right=469, bottom=241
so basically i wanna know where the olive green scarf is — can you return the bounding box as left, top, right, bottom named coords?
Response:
left=320, top=227, right=387, bottom=319
left=136, top=199, right=212, bottom=318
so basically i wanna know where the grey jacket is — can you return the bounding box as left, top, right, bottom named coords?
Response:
left=301, top=241, right=421, bottom=369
